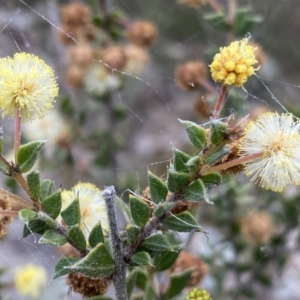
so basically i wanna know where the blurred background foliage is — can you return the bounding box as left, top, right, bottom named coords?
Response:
left=1, top=0, right=300, bottom=299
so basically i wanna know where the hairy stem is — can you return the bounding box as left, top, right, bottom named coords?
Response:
left=103, top=186, right=128, bottom=300
left=212, top=85, right=227, bottom=119
left=14, top=108, right=22, bottom=163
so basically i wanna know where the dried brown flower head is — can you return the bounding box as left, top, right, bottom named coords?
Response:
left=66, top=65, right=85, bottom=88
left=60, top=3, right=91, bottom=26
left=57, top=24, right=83, bottom=45
left=240, top=211, right=275, bottom=244
left=171, top=251, right=209, bottom=287
left=178, top=0, right=207, bottom=8
left=67, top=272, right=110, bottom=297
left=0, top=199, right=12, bottom=239
left=68, top=45, right=93, bottom=69
left=101, top=46, right=127, bottom=71
left=127, top=21, right=158, bottom=48
left=175, top=61, right=207, bottom=91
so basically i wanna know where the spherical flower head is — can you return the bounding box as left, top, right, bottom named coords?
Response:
left=239, top=112, right=300, bottom=192
left=209, top=38, right=258, bottom=87
left=59, top=182, right=109, bottom=241
left=186, top=288, right=212, bottom=300
left=0, top=53, right=58, bottom=121
left=240, top=211, right=274, bottom=244
left=14, top=264, right=48, bottom=299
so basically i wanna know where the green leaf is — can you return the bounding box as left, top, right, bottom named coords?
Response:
left=163, top=211, right=201, bottom=232
left=184, top=179, right=206, bottom=202
left=53, top=257, right=80, bottom=279
left=19, top=209, right=38, bottom=223
left=186, top=156, right=200, bottom=174
left=164, top=268, right=193, bottom=298
left=179, top=120, right=207, bottom=150
left=131, top=252, right=152, bottom=266
left=143, top=284, right=156, bottom=300
left=136, top=268, right=147, bottom=290
left=148, top=171, right=168, bottom=204
left=167, top=170, right=190, bottom=193
left=27, top=171, right=40, bottom=200
left=204, top=12, right=229, bottom=31
left=42, top=190, right=62, bottom=219
left=37, top=211, right=58, bottom=228
left=39, top=229, right=67, bottom=246
left=126, top=224, right=141, bottom=244
left=72, top=243, right=115, bottom=278
left=200, top=173, right=222, bottom=187
left=153, top=202, right=175, bottom=218
left=126, top=269, right=138, bottom=299
left=17, top=140, right=46, bottom=173
left=143, top=234, right=172, bottom=252
left=210, top=120, right=227, bottom=145
left=173, top=148, right=191, bottom=173
left=153, top=250, right=180, bottom=271
left=23, top=219, right=50, bottom=238
left=68, top=225, right=86, bottom=250
left=204, top=145, right=230, bottom=165
left=88, top=222, right=105, bottom=248
left=40, top=179, right=53, bottom=201
left=61, top=198, right=81, bottom=227
left=129, top=195, right=150, bottom=227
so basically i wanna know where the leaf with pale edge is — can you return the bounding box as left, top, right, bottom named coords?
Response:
left=210, top=120, right=227, bottom=145
left=61, top=198, right=81, bottom=227
left=39, top=229, right=67, bottom=246
left=27, top=171, right=40, bottom=200
left=23, top=219, right=50, bottom=238
left=142, top=234, right=172, bottom=252
left=17, top=140, right=46, bottom=173
left=200, top=173, right=222, bottom=187
left=72, top=243, right=115, bottom=278
left=126, top=269, right=138, bottom=298
left=129, top=195, right=150, bottom=227
left=173, top=148, right=191, bottom=173
left=42, top=190, right=62, bottom=219
left=40, top=179, right=53, bottom=201
left=179, top=120, right=207, bottom=150
left=53, top=257, right=80, bottom=279
left=184, top=179, right=206, bottom=202
left=126, top=224, right=141, bottom=244
left=167, top=170, right=190, bottom=193
left=163, top=211, right=201, bottom=232
left=153, top=250, right=180, bottom=271
left=131, top=251, right=152, bottom=266
left=164, top=268, right=193, bottom=298
left=19, top=209, right=38, bottom=223
left=148, top=171, right=168, bottom=204
left=68, top=225, right=86, bottom=250
left=88, top=222, right=105, bottom=248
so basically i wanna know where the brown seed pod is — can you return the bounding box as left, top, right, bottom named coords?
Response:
left=101, top=46, right=127, bottom=71
left=68, top=44, right=93, bottom=69
left=60, top=3, right=91, bottom=26
left=66, top=65, right=85, bottom=88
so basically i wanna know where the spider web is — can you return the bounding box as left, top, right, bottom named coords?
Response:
left=1, top=0, right=300, bottom=299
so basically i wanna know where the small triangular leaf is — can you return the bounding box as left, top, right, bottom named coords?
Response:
left=179, top=120, right=207, bottom=150
left=129, top=195, right=150, bottom=227
left=200, top=173, right=222, bottom=187
left=53, top=257, right=80, bottom=279
left=17, top=140, right=46, bottom=173
left=153, top=250, right=180, bottom=271
left=163, top=211, right=201, bottom=232
left=39, top=229, right=67, bottom=246
left=126, top=224, right=141, bottom=245
left=164, top=268, right=193, bottom=298
left=61, top=198, right=81, bottom=227
left=143, top=234, right=172, bottom=252
left=148, top=171, right=168, bottom=204
left=72, top=243, right=115, bottom=278
left=131, top=251, right=152, bottom=266
left=126, top=269, right=138, bottom=298
left=186, top=156, right=201, bottom=174
left=19, top=209, right=38, bottom=224
left=184, top=179, right=206, bottom=202
left=27, top=171, right=40, bottom=200
left=167, top=170, right=190, bottom=193
left=210, top=120, right=227, bottom=145
left=40, top=179, right=53, bottom=201
left=42, top=190, right=62, bottom=219
left=88, top=222, right=105, bottom=248
left=23, top=219, right=50, bottom=238
left=204, top=145, right=230, bottom=165
left=68, top=225, right=86, bottom=250
left=173, top=148, right=191, bottom=173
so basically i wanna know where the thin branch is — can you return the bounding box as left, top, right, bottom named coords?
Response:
left=103, top=186, right=128, bottom=300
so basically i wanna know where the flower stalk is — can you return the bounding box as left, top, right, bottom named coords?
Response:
left=14, top=108, right=22, bottom=163
left=212, top=84, right=227, bottom=119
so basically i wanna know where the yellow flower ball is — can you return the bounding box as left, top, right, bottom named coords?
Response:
left=209, top=38, right=258, bottom=87
left=14, top=264, right=47, bottom=299
left=0, top=52, right=58, bottom=121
